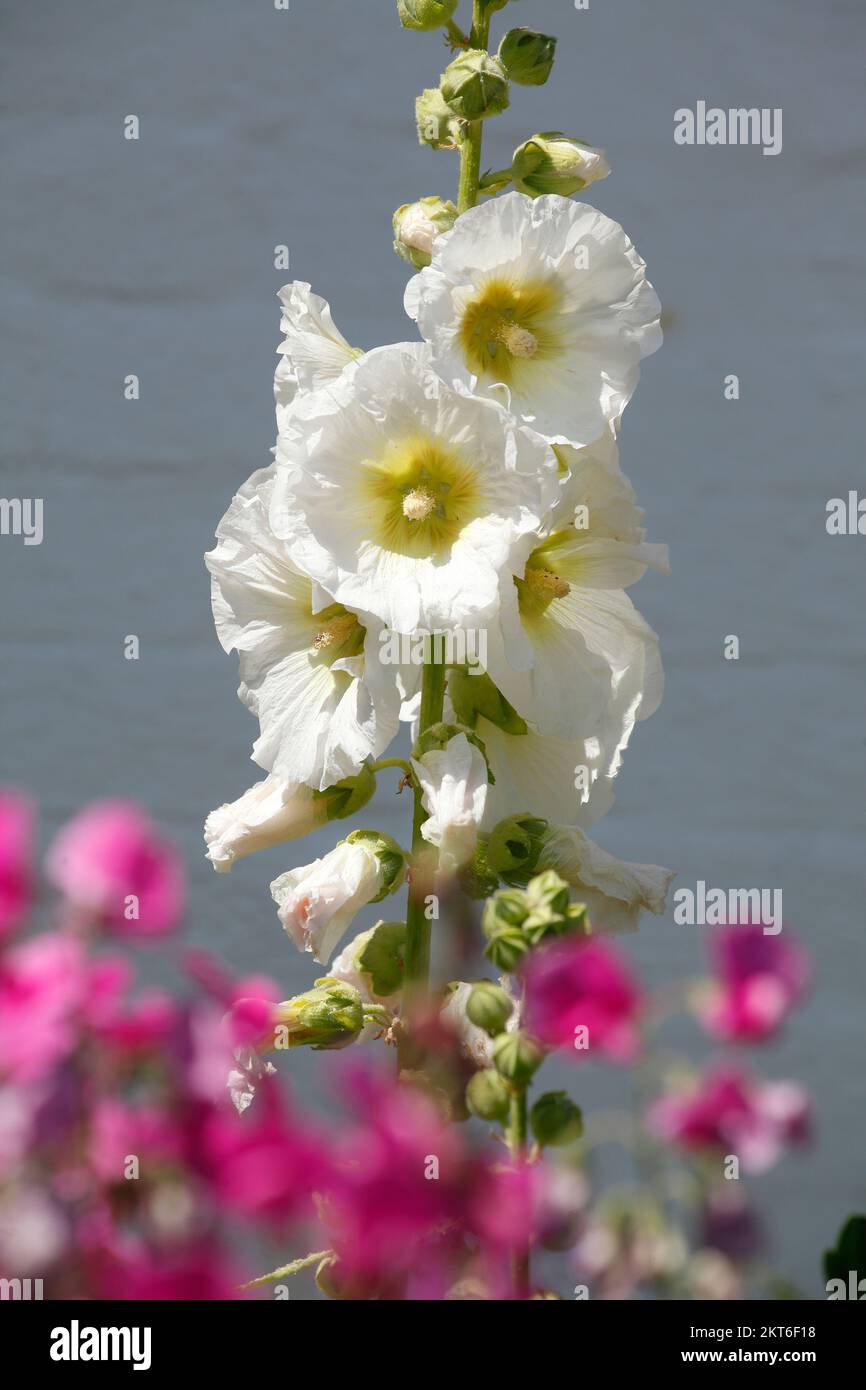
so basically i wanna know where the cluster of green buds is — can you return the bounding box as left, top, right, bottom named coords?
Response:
left=393, top=195, right=458, bottom=269
left=482, top=866, right=589, bottom=971
left=512, top=132, right=611, bottom=197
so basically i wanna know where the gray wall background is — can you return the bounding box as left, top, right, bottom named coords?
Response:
left=1, top=0, right=865, bottom=1295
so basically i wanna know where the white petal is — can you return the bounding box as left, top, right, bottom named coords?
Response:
left=540, top=825, right=675, bottom=932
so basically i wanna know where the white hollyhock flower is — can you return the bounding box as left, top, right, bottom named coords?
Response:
left=274, top=282, right=362, bottom=430
left=269, top=344, right=559, bottom=634
left=204, top=775, right=326, bottom=872
left=411, top=732, right=489, bottom=873
left=405, top=191, right=662, bottom=446
left=206, top=465, right=401, bottom=790
left=270, top=839, right=386, bottom=964
left=486, top=429, right=667, bottom=742
left=538, top=825, right=675, bottom=933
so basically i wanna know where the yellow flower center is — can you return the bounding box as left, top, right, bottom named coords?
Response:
left=458, top=273, right=563, bottom=384
left=360, top=434, right=482, bottom=558
left=311, top=605, right=365, bottom=664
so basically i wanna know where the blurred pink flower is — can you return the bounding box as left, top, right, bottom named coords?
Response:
left=326, top=1068, right=475, bottom=1288
left=523, top=936, right=643, bottom=1061
left=0, top=791, right=35, bottom=941
left=45, top=800, right=185, bottom=939
left=88, top=1098, right=186, bottom=1184
left=697, top=924, right=810, bottom=1042
left=195, top=1082, right=326, bottom=1225
left=0, top=933, right=86, bottom=1082
left=648, top=1065, right=810, bottom=1173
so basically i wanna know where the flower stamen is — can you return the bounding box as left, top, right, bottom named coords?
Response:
left=524, top=566, right=570, bottom=600
left=402, top=487, right=438, bottom=521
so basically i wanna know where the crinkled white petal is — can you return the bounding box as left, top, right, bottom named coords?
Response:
left=206, top=465, right=401, bottom=790
left=274, top=282, right=361, bottom=430
left=204, top=775, right=323, bottom=873
left=268, top=344, right=559, bottom=634
left=540, top=825, right=675, bottom=933
left=411, top=733, right=489, bottom=873
left=405, top=192, right=662, bottom=446
left=270, top=839, right=384, bottom=965
left=227, top=1048, right=277, bottom=1116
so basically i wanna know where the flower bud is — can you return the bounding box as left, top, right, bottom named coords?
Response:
left=492, top=1030, right=544, bottom=1084
left=415, top=87, right=463, bottom=150
left=465, top=980, right=514, bottom=1037
left=441, top=50, right=510, bottom=122
left=530, top=1090, right=584, bottom=1147
left=522, top=869, right=589, bottom=945
left=512, top=133, right=611, bottom=198
left=397, top=0, right=458, bottom=31
left=482, top=887, right=529, bottom=934
left=485, top=927, right=530, bottom=973
left=498, top=28, right=557, bottom=86
left=487, top=813, right=549, bottom=887
left=393, top=196, right=458, bottom=270
left=270, top=977, right=365, bottom=1051
left=466, top=1067, right=511, bottom=1122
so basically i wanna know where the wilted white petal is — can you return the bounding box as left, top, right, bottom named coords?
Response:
left=270, top=839, right=384, bottom=965
left=540, top=824, right=675, bottom=932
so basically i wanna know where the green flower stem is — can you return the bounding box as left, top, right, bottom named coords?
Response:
left=239, top=1250, right=330, bottom=1290
left=508, top=1084, right=531, bottom=1298
left=456, top=0, right=492, bottom=212
left=398, top=642, right=447, bottom=1065
left=370, top=756, right=413, bottom=778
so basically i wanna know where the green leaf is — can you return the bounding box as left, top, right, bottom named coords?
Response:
left=358, top=919, right=407, bottom=997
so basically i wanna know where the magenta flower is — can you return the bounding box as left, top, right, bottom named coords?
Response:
left=0, top=791, right=35, bottom=941
left=697, top=924, right=810, bottom=1042
left=648, top=1065, right=810, bottom=1173
left=45, top=800, right=185, bottom=939
left=195, top=1081, right=326, bottom=1225
left=523, top=936, right=643, bottom=1061
left=0, top=933, right=87, bottom=1082
left=325, top=1067, right=474, bottom=1288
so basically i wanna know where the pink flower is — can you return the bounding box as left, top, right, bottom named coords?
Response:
left=523, top=937, right=643, bottom=1061
left=195, top=1082, right=326, bottom=1225
left=697, top=924, right=810, bottom=1042
left=45, top=800, right=185, bottom=939
left=325, top=1067, right=475, bottom=1288
left=87, top=1098, right=187, bottom=1184
left=0, top=933, right=87, bottom=1082
left=648, top=1065, right=810, bottom=1173
left=0, top=791, right=35, bottom=941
